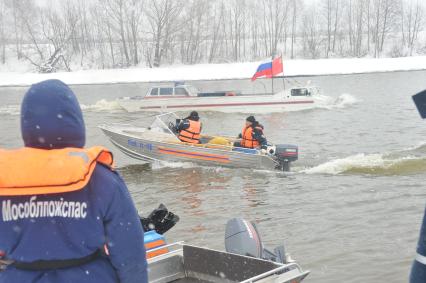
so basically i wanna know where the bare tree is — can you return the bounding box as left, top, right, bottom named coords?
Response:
left=371, top=0, right=399, bottom=57
left=0, top=0, right=5, bottom=64
left=321, top=0, right=341, bottom=57
left=180, top=0, right=210, bottom=64
left=17, top=1, right=45, bottom=62
left=4, top=0, right=25, bottom=60
left=208, top=1, right=226, bottom=62
left=260, top=0, right=290, bottom=58
left=1, top=0, right=425, bottom=71
left=345, top=0, right=367, bottom=57
left=104, top=0, right=132, bottom=66
left=302, top=5, right=322, bottom=58
left=126, top=0, right=144, bottom=65
left=400, top=0, right=424, bottom=55
left=145, top=0, right=184, bottom=67
left=290, top=0, right=302, bottom=58
left=324, top=0, right=332, bottom=57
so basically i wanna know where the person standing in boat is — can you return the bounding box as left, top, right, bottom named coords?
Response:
left=176, top=111, right=202, bottom=144
left=235, top=116, right=267, bottom=149
left=0, top=80, right=147, bottom=283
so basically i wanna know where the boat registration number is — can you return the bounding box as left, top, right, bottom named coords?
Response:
left=128, top=139, right=153, bottom=151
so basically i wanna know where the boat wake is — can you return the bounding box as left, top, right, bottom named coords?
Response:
left=0, top=104, right=20, bottom=116
left=76, top=92, right=358, bottom=115
left=303, top=143, right=426, bottom=176
left=80, top=99, right=123, bottom=112
left=315, top=93, right=359, bottom=110
left=151, top=160, right=228, bottom=173
left=0, top=99, right=124, bottom=116
left=151, top=160, right=198, bottom=170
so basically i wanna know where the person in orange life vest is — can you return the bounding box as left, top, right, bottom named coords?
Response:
left=176, top=111, right=202, bottom=144
left=0, top=80, right=147, bottom=283
left=234, top=116, right=267, bottom=149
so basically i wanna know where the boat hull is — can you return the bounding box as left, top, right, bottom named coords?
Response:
left=100, top=126, right=279, bottom=170
left=118, top=94, right=316, bottom=113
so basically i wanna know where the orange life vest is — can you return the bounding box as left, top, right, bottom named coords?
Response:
left=241, top=126, right=260, bottom=149
left=0, top=146, right=114, bottom=196
left=178, top=120, right=201, bottom=144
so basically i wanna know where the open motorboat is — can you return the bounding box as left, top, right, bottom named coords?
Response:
left=141, top=206, right=309, bottom=283
left=99, top=113, right=298, bottom=171
left=148, top=240, right=309, bottom=283
left=117, top=83, right=321, bottom=113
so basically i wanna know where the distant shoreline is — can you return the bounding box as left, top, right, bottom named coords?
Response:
left=1, top=56, right=425, bottom=88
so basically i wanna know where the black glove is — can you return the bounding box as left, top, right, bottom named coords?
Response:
left=168, top=122, right=178, bottom=134
left=140, top=204, right=180, bottom=234
left=237, top=133, right=242, bottom=138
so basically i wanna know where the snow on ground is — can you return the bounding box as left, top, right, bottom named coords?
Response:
left=1, top=56, right=426, bottom=87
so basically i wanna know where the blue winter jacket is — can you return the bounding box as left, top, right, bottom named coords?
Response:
left=0, top=80, right=147, bottom=283
left=410, top=205, right=426, bottom=282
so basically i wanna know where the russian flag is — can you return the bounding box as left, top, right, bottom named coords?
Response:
left=251, top=57, right=283, bottom=81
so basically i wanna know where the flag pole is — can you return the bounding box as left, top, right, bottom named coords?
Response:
left=281, top=54, right=285, bottom=92
left=271, top=55, right=275, bottom=95
left=280, top=53, right=285, bottom=91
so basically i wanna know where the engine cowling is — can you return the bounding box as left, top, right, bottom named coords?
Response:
left=274, top=144, right=298, bottom=171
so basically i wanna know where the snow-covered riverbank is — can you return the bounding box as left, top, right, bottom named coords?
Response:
left=1, top=56, right=426, bottom=87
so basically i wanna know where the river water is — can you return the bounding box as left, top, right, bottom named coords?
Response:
left=1, top=71, right=426, bottom=282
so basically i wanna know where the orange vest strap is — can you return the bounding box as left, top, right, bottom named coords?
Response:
left=0, top=146, right=114, bottom=196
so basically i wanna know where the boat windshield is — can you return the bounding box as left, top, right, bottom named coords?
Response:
left=184, top=85, right=199, bottom=96
left=150, top=112, right=179, bottom=135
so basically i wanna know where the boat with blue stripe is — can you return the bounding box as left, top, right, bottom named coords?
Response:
left=99, top=113, right=298, bottom=171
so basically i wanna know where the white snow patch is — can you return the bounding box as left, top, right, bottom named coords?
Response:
left=0, top=56, right=425, bottom=87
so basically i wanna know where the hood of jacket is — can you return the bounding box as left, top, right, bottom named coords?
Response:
left=21, top=79, right=85, bottom=149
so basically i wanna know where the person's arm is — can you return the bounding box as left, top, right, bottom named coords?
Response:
left=253, top=127, right=267, bottom=147
left=410, top=206, right=426, bottom=283
left=103, top=172, right=147, bottom=283
left=176, top=119, right=190, bottom=131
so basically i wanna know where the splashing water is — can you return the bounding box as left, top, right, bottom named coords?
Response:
left=0, top=105, right=20, bottom=116
left=80, top=99, right=123, bottom=112
left=315, top=93, right=360, bottom=110
left=303, top=142, right=426, bottom=176
left=150, top=160, right=229, bottom=173
left=151, top=160, right=198, bottom=170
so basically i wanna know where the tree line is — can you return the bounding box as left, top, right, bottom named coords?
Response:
left=0, top=0, right=424, bottom=72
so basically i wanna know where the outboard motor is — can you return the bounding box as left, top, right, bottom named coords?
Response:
left=273, top=144, right=298, bottom=171
left=225, top=218, right=288, bottom=264
left=140, top=203, right=180, bottom=234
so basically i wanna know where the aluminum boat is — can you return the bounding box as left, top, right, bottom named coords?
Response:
left=99, top=113, right=298, bottom=171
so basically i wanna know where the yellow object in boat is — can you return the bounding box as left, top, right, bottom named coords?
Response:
left=208, top=136, right=232, bottom=146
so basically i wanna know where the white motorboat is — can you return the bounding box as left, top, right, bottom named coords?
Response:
left=117, top=83, right=321, bottom=113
